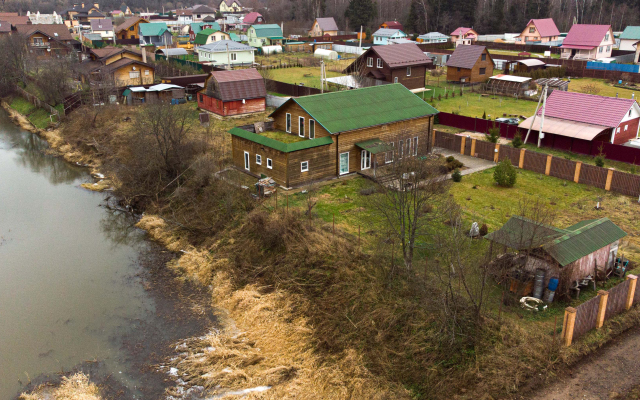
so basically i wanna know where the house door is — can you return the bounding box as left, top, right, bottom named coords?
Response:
left=339, top=152, right=349, bottom=175
left=244, top=151, right=250, bottom=171
left=361, top=150, right=371, bottom=170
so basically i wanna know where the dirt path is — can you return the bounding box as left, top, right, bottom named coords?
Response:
left=528, top=326, right=640, bottom=400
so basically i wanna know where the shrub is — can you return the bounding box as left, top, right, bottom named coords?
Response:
left=512, top=133, right=523, bottom=148
left=479, top=223, right=488, bottom=236
left=452, top=168, right=462, bottom=182
left=445, top=156, right=455, bottom=162
left=359, top=187, right=377, bottom=196
left=487, top=127, right=500, bottom=143
left=445, top=92, right=449, bottom=99
left=445, top=156, right=463, bottom=171
left=595, top=155, right=605, bottom=167
left=494, top=159, right=517, bottom=187
left=438, top=94, right=442, bottom=101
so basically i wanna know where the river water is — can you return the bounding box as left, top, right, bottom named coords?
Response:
left=0, top=110, right=175, bottom=398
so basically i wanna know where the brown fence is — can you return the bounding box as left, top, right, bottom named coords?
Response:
left=15, top=85, right=62, bottom=122
left=572, top=295, right=600, bottom=340
left=565, top=276, right=638, bottom=345
left=266, top=79, right=322, bottom=97
left=432, top=130, right=640, bottom=198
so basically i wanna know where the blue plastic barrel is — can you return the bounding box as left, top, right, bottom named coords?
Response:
left=548, top=278, right=559, bottom=291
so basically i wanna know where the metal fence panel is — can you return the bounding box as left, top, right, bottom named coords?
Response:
left=572, top=295, right=600, bottom=340
left=605, top=279, right=631, bottom=320
left=434, top=131, right=457, bottom=151
left=578, top=164, right=608, bottom=189
left=610, top=171, right=640, bottom=197
left=549, top=157, right=577, bottom=181
left=522, top=150, right=547, bottom=174
left=498, top=145, right=520, bottom=166
left=475, top=140, right=495, bottom=161
left=586, top=62, right=639, bottom=73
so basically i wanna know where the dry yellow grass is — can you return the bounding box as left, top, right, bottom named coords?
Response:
left=20, top=373, right=101, bottom=400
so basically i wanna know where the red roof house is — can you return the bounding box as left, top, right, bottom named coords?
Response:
left=450, top=27, right=477, bottom=44
left=560, top=24, right=614, bottom=60
left=380, top=21, right=403, bottom=31
left=197, top=68, right=266, bottom=117
left=518, top=91, right=640, bottom=145
left=243, top=12, right=264, bottom=25
left=516, top=18, right=560, bottom=43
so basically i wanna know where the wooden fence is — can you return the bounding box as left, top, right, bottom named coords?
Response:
left=15, top=85, right=62, bottom=123
left=562, top=275, right=637, bottom=346
left=433, top=130, right=640, bottom=198
left=265, top=79, right=322, bottom=97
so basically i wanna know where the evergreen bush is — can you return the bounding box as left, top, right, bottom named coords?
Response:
left=494, top=159, right=517, bottom=187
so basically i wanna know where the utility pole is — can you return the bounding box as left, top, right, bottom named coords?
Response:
left=537, top=85, right=548, bottom=148
left=524, top=84, right=547, bottom=145
left=226, top=42, right=230, bottom=69
left=320, top=59, right=325, bottom=93
left=359, top=25, right=362, bottom=49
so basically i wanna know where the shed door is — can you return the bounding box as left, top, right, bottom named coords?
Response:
left=339, top=152, right=349, bottom=175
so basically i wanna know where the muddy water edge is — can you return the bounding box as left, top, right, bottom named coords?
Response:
left=0, top=107, right=216, bottom=399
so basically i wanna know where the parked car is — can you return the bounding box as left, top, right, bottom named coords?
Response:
left=495, top=117, right=520, bottom=125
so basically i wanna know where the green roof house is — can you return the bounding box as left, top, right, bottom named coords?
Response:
left=229, top=84, right=439, bottom=187
left=247, top=24, right=284, bottom=48
left=189, top=21, right=221, bottom=42
left=194, top=28, right=231, bottom=46
left=139, top=22, right=172, bottom=46
left=485, top=216, right=627, bottom=298
left=619, top=26, right=640, bottom=51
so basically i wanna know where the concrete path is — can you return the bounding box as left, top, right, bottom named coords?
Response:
left=434, top=147, right=496, bottom=176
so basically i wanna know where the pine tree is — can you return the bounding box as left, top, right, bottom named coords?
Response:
left=345, top=0, right=378, bottom=30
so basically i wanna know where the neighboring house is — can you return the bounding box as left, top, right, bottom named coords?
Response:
left=446, top=45, right=494, bottom=83
left=372, top=28, right=407, bottom=45
left=229, top=84, right=438, bottom=187
left=0, top=21, right=11, bottom=34
left=560, top=24, right=614, bottom=60
left=219, top=0, right=242, bottom=13
left=380, top=21, right=403, bottom=30
left=515, top=18, right=560, bottom=43
left=196, top=39, right=255, bottom=66
left=634, top=42, right=640, bottom=64
left=15, top=24, right=75, bottom=58
left=189, top=21, right=221, bottom=41
left=64, top=3, right=105, bottom=27
left=485, top=216, right=626, bottom=298
left=247, top=24, right=284, bottom=47
left=308, top=17, right=339, bottom=36
left=111, top=10, right=124, bottom=17
left=115, top=17, right=148, bottom=40
left=90, top=18, right=114, bottom=39
left=192, top=5, right=216, bottom=22
left=176, top=9, right=193, bottom=24
left=417, top=32, right=449, bottom=43
left=0, top=15, right=30, bottom=28
left=79, top=45, right=155, bottom=86
left=450, top=27, right=477, bottom=45
left=198, top=68, right=265, bottom=116
left=194, top=28, right=231, bottom=46
left=27, top=11, right=64, bottom=24
left=139, top=22, right=173, bottom=46
left=619, top=26, right=640, bottom=51
left=518, top=91, right=640, bottom=145
left=343, top=43, right=432, bottom=90
left=119, top=3, right=132, bottom=15
left=242, top=12, right=264, bottom=25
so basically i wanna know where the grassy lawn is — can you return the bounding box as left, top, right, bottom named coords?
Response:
left=268, top=66, right=343, bottom=89
left=430, top=91, right=539, bottom=118
left=259, top=130, right=306, bottom=143
left=9, top=97, right=53, bottom=129
left=568, top=77, right=640, bottom=100
left=10, top=97, right=37, bottom=115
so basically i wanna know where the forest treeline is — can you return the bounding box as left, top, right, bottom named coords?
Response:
left=2, top=0, right=639, bottom=37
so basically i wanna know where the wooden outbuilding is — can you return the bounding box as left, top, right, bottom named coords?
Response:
left=197, top=68, right=266, bottom=117
left=229, top=84, right=438, bottom=187
left=445, top=45, right=494, bottom=83
left=343, top=43, right=433, bottom=90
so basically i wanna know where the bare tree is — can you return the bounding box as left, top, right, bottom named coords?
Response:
left=35, top=56, right=76, bottom=106
left=0, top=33, right=28, bottom=95
left=366, top=155, right=451, bottom=271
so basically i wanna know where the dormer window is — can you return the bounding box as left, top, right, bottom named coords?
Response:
left=605, top=33, right=609, bottom=41
left=529, top=27, right=535, bottom=33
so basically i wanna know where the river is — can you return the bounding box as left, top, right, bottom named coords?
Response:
left=0, top=109, right=212, bottom=398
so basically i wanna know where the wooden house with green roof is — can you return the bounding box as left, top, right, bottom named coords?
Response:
left=189, top=21, right=221, bottom=42
left=247, top=24, right=284, bottom=48
left=485, top=216, right=627, bottom=298
left=230, top=84, right=438, bottom=187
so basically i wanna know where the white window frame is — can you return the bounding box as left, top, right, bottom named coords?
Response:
left=413, top=137, right=418, bottom=156
left=267, top=158, right=273, bottom=169
left=339, top=152, right=349, bottom=175
left=309, top=119, right=315, bottom=139
left=407, top=66, right=411, bottom=76
left=385, top=150, right=393, bottom=163
left=298, top=116, right=305, bottom=137
left=625, top=125, right=628, bottom=131
left=361, top=150, right=371, bottom=170
left=367, top=57, right=373, bottom=67
left=256, top=154, right=262, bottom=165
left=377, top=58, right=383, bottom=68
left=286, top=113, right=291, bottom=132
left=301, top=161, right=309, bottom=172
left=243, top=151, right=250, bottom=171
left=129, top=71, right=140, bottom=79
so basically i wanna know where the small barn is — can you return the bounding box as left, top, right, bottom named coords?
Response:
left=510, top=58, right=546, bottom=72
left=446, top=45, right=495, bottom=83
left=284, top=41, right=309, bottom=52
left=486, top=216, right=626, bottom=299
left=124, top=84, right=185, bottom=105
left=197, top=68, right=266, bottom=117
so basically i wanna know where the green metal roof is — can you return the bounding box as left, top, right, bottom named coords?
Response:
left=139, top=22, right=168, bottom=37
left=229, top=128, right=333, bottom=152
left=620, top=26, right=640, bottom=40
left=355, top=138, right=394, bottom=154
left=190, top=22, right=220, bottom=36
left=230, top=32, right=240, bottom=41
left=194, top=28, right=225, bottom=45
left=486, top=216, right=627, bottom=267
left=273, top=84, right=439, bottom=135
left=251, top=24, right=283, bottom=38
left=545, top=218, right=627, bottom=266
